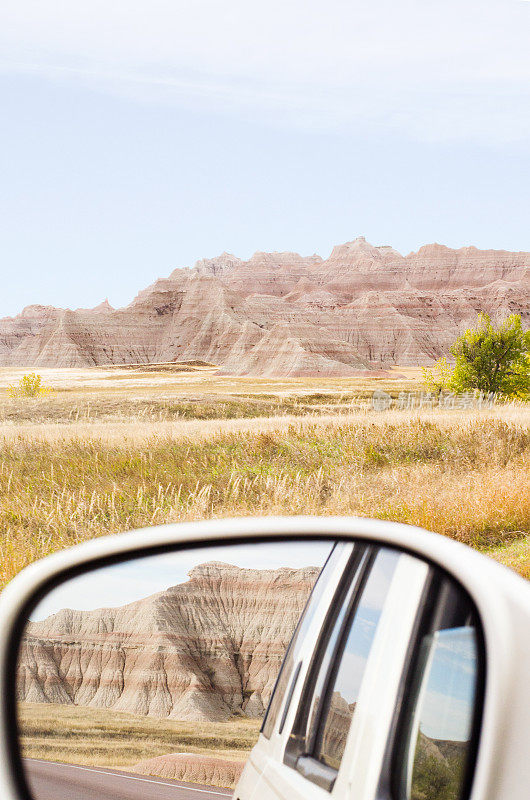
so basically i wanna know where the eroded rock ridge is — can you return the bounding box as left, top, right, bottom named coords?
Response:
left=17, top=562, right=318, bottom=721
left=2, top=238, right=528, bottom=375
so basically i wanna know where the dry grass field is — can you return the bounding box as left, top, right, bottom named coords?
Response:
left=6, top=367, right=529, bottom=788
left=0, top=365, right=528, bottom=583
left=18, top=701, right=260, bottom=772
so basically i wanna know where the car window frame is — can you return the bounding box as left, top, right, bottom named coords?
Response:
left=303, top=547, right=374, bottom=759
left=285, top=545, right=402, bottom=790
left=261, top=541, right=348, bottom=740
left=312, top=547, right=402, bottom=773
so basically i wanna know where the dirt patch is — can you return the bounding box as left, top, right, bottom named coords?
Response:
left=133, top=752, right=245, bottom=789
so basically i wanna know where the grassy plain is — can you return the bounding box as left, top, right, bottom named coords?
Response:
left=6, top=366, right=530, bottom=787
left=18, top=701, right=260, bottom=769
left=0, top=364, right=528, bottom=584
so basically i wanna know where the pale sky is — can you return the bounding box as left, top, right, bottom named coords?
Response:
left=29, top=540, right=333, bottom=620
left=1, top=1, right=529, bottom=317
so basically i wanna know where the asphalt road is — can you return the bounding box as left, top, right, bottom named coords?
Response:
left=24, top=759, right=234, bottom=800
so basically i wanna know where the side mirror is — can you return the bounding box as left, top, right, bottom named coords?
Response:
left=0, top=516, right=528, bottom=800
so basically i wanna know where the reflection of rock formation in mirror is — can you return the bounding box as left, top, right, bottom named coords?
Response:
left=320, top=692, right=357, bottom=770
left=17, top=562, right=318, bottom=721
left=411, top=731, right=469, bottom=800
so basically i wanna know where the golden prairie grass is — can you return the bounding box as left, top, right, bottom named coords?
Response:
left=0, top=392, right=361, bottom=425
left=7, top=375, right=529, bottom=791
left=18, top=701, right=260, bottom=769
left=485, top=535, right=530, bottom=578
left=0, top=380, right=415, bottom=426
left=0, top=399, right=527, bottom=442
left=1, top=405, right=529, bottom=583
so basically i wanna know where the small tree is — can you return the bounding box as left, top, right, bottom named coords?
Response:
left=8, top=373, right=52, bottom=398
left=422, top=356, right=453, bottom=394
left=450, top=313, right=530, bottom=398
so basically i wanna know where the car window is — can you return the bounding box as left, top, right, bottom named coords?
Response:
left=261, top=542, right=347, bottom=739
left=313, top=548, right=400, bottom=771
left=302, top=548, right=369, bottom=746
left=397, top=586, right=481, bottom=800
left=285, top=547, right=401, bottom=789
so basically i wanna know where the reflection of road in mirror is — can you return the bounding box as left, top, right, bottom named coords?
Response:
left=24, top=760, right=234, bottom=800
left=17, top=541, right=332, bottom=797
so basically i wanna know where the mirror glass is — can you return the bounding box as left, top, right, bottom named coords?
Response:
left=15, top=538, right=482, bottom=800
left=16, top=540, right=333, bottom=797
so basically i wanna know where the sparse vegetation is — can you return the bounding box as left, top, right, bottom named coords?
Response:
left=422, top=357, right=453, bottom=394
left=0, top=367, right=527, bottom=582
left=8, top=373, right=52, bottom=399
left=0, top=394, right=362, bottom=424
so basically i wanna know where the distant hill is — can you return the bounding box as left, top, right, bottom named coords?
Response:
left=2, top=238, right=528, bottom=376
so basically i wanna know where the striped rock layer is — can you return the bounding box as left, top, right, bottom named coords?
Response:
left=17, top=562, right=318, bottom=722
left=2, top=238, right=528, bottom=375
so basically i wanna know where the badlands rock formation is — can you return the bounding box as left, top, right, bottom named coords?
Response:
left=17, top=562, right=318, bottom=722
left=2, top=238, right=528, bottom=376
